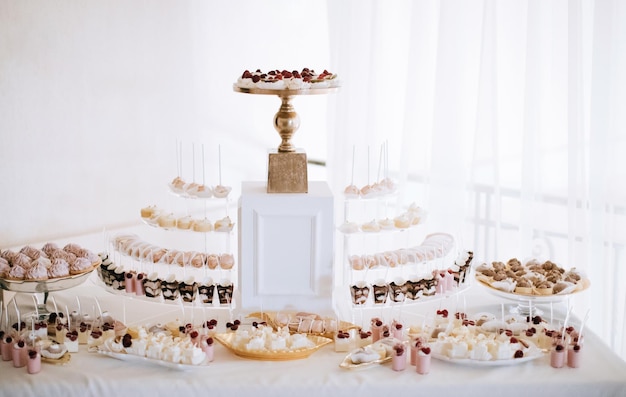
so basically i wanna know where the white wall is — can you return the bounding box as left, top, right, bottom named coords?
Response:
left=0, top=0, right=331, bottom=247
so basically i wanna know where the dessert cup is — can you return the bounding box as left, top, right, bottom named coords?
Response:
left=350, top=281, right=370, bottom=305
left=1, top=337, right=13, bottom=361
left=198, top=279, right=215, bottom=304
left=568, top=345, right=581, bottom=368
left=370, top=319, right=384, bottom=342
left=392, top=351, right=407, bottom=371
left=27, top=350, right=41, bottom=374
left=416, top=353, right=431, bottom=374
left=550, top=345, right=566, bottom=368
left=372, top=281, right=388, bottom=305
left=12, top=341, right=27, bottom=368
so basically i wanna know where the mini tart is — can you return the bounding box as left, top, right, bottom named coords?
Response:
left=193, top=218, right=213, bottom=232
left=213, top=185, right=231, bottom=198
left=349, top=255, right=365, bottom=271
left=393, top=214, right=411, bottom=229
left=157, top=213, right=176, bottom=228
left=195, top=184, right=213, bottom=198
left=344, top=184, right=360, bottom=197
left=361, top=220, right=381, bottom=233
left=214, top=216, right=234, bottom=232
left=176, top=216, right=193, bottom=230
left=141, top=205, right=158, bottom=218
left=378, top=218, right=395, bottom=230
left=218, top=253, right=235, bottom=270
left=534, top=284, right=554, bottom=295
left=190, top=253, right=206, bottom=268
left=206, top=254, right=219, bottom=269
left=514, top=286, right=533, bottom=295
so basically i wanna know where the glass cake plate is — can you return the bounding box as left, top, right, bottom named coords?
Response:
left=96, top=350, right=209, bottom=371
left=233, top=85, right=339, bottom=96
left=214, top=332, right=332, bottom=361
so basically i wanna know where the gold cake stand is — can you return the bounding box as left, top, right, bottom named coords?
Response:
left=233, top=85, right=339, bottom=193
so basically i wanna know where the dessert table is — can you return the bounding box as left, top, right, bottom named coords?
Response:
left=1, top=276, right=625, bottom=397
left=1, top=225, right=625, bottom=397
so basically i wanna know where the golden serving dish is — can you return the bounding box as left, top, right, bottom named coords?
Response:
left=214, top=332, right=332, bottom=361
left=41, top=351, right=71, bottom=365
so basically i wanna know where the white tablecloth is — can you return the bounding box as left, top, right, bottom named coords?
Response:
left=1, top=277, right=625, bottom=397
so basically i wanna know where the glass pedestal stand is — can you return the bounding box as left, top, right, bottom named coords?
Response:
left=233, top=85, right=339, bottom=193
left=0, top=271, right=95, bottom=322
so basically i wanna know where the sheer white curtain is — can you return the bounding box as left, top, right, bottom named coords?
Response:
left=326, top=0, right=626, bottom=358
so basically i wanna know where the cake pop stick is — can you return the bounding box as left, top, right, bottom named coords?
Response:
left=75, top=296, right=81, bottom=321
left=218, top=144, right=222, bottom=187
left=93, top=297, right=103, bottom=323
left=202, top=144, right=206, bottom=186
left=12, top=299, right=20, bottom=334
left=31, top=295, right=39, bottom=320
left=179, top=140, right=183, bottom=178
left=192, top=143, right=196, bottom=184
left=578, top=309, right=590, bottom=345
left=562, top=306, right=573, bottom=344
left=350, top=145, right=355, bottom=187
left=367, top=146, right=370, bottom=187
left=175, top=139, right=180, bottom=177
left=376, top=144, right=382, bottom=184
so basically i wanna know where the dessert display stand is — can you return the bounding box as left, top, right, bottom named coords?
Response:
left=332, top=181, right=472, bottom=329
left=234, top=81, right=338, bottom=315
left=233, top=85, right=339, bottom=194
left=101, top=146, right=238, bottom=314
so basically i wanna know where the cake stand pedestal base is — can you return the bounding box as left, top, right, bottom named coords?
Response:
left=238, top=181, right=334, bottom=313
left=267, top=149, right=308, bottom=193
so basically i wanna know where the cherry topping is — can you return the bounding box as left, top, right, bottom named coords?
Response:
left=514, top=350, right=524, bottom=358
left=421, top=347, right=431, bottom=355
left=28, top=350, right=38, bottom=359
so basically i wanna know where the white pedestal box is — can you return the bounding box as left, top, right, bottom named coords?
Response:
left=238, top=181, right=334, bottom=313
